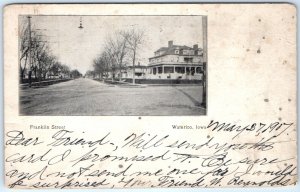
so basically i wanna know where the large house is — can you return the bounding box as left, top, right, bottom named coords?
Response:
left=148, top=40, right=204, bottom=80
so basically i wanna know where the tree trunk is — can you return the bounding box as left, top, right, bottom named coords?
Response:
left=20, top=68, right=25, bottom=83
left=119, top=68, right=122, bottom=81
left=20, top=54, right=28, bottom=83
left=34, top=67, right=37, bottom=81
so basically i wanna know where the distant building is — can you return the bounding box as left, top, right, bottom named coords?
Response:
left=116, top=63, right=149, bottom=79
left=123, top=65, right=148, bottom=79
left=148, top=40, right=204, bottom=80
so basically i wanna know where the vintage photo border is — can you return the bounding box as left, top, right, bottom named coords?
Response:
left=17, top=14, right=208, bottom=117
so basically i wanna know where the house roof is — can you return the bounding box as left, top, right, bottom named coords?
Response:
left=150, top=45, right=203, bottom=59
left=127, top=65, right=148, bottom=69
left=155, top=45, right=194, bottom=53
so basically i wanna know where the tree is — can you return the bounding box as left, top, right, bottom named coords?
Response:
left=92, top=52, right=111, bottom=80
left=19, top=23, right=30, bottom=82
left=85, top=70, right=95, bottom=78
left=50, top=61, right=63, bottom=78
left=93, top=56, right=104, bottom=79
left=121, top=28, right=145, bottom=84
left=70, top=69, right=82, bottom=79
left=31, top=35, right=47, bottom=80
left=60, top=64, right=71, bottom=78
left=105, top=32, right=128, bottom=81
left=91, top=28, right=145, bottom=84
left=19, top=16, right=71, bottom=84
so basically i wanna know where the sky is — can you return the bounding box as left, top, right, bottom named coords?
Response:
left=20, top=15, right=204, bottom=74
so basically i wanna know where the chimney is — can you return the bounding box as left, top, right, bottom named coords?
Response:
left=193, top=44, right=198, bottom=50
left=168, top=40, right=173, bottom=48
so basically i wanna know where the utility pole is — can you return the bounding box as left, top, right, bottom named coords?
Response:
left=201, top=16, right=207, bottom=109
left=132, top=51, right=136, bottom=85
left=27, top=16, right=32, bottom=87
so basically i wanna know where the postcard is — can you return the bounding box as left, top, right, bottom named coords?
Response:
left=3, top=3, right=297, bottom=189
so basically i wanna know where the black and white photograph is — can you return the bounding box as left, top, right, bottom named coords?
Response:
left=19, top=15, right=207, bottom=116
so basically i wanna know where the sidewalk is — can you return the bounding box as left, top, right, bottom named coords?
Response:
left=93, top=79, right=202, bottom=88
left=20, top=79, right=72, bottom=89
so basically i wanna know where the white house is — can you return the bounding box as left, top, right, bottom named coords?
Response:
left=147, top=40, right=204, bottom=80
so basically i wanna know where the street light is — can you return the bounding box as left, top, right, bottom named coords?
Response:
left=27, top=16, right=32, bottom=87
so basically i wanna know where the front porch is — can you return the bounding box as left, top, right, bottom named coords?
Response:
left=148, top=64, right=203, bottom=80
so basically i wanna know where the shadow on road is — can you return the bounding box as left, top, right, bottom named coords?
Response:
left=173, top=87, right=202, bottom=107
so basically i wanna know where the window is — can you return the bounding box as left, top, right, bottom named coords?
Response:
left=153, top=68, right=157, bottom=75
left=184, top=58, right=193, bottom=63
left=135, top=72, right=143, bottom=77
left=158, top=67, right=162, bottom=74
left=175, top=67, right=185, bottom=74
left=196, top=67, right=202, bottom=73
left=186, top=67, right=190, bottom=74
left=175, top=50, right=179, bottom=54
left=164, top=67, right=174, bottom=74
left=191, top=67, right=195, bottom=75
